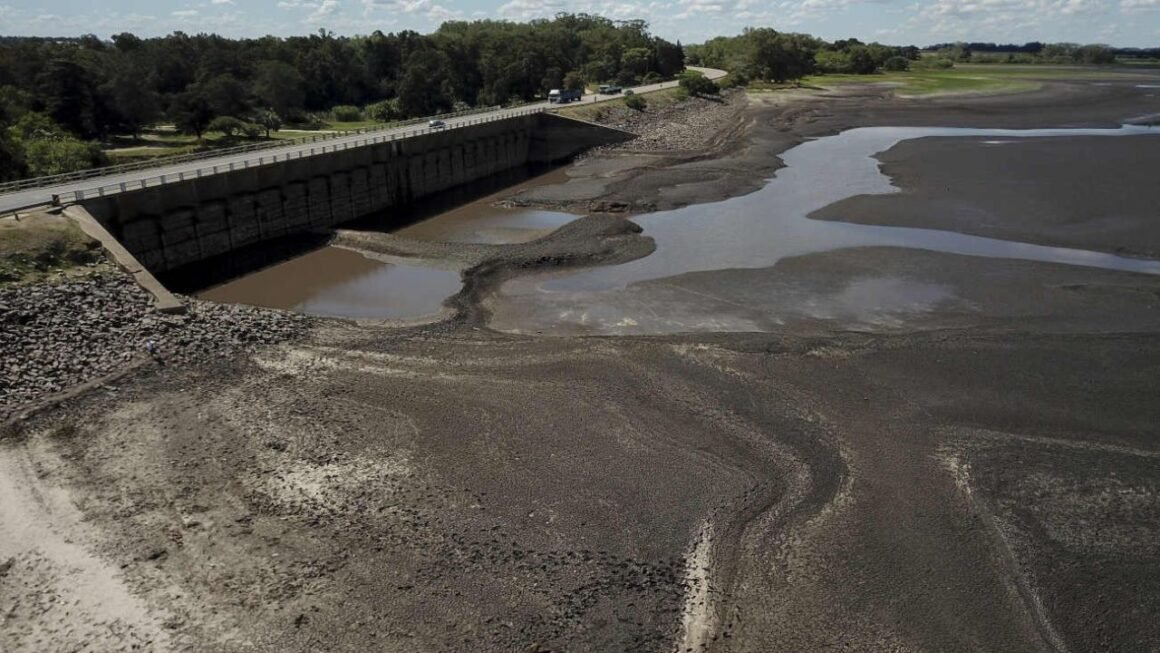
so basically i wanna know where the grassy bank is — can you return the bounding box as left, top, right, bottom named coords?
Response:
left=555, top=86, right=687, bottom=121
left=103, top=119, right=384, bottom=163
left=800, top=64, right=1153, bottom=97
left=0, top=214, right=103, bottom=285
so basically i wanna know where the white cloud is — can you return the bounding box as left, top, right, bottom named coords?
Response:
left=307, top=0, right=341, bottom=21
left=1121, top=0, right=1159, bottom=9
left=172, top=9, right=200, bottom=16
left=363, top=0, right=464, bottom=21
left=210, top=0, right=235, bottom=4
left=496, top=0, right=564, bottom=19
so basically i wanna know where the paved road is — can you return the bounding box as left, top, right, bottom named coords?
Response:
left=0, top=67, right=725, bottom=215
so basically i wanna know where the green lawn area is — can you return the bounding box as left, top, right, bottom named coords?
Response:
left=102, top=120, right=391, bottom=160
left=0, top=213, right=102, bottom=285
left=555, top=86, right=687, bottom=121
left=801, top=64, right=1156, bottom=98
left=802, top=68, right=1039, bottom=97
left=320, top=119, right=382, bottom=131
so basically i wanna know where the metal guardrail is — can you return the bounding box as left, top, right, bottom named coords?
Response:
left=54, top=106, right=547, bottom=205
left=0, top=105, right=505, bottom=195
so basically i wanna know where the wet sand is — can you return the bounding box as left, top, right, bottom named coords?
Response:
left=812, top=134, right=1160, bottom=259
left=199, top=247, right=461, bottom=320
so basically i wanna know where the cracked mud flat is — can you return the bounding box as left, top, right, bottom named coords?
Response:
left=3, top=73, right=1160, bottom=652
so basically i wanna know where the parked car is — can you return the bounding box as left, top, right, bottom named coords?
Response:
left=429, top=119, right=446, bottom=129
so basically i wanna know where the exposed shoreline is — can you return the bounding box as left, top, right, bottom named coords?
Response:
left=3, top=75, right=1160, bottom=653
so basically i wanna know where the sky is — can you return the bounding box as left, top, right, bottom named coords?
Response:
left=0, top=0, right=1158, bottom=47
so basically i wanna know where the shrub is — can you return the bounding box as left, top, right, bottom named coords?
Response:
left=252, top=109, right=282, bottom=137
left=883, top=56, right=910, bottom=72
left=208, top=116, right=247, bottom=137
left=679, top=73, right=719, bottom=97
left=331, top=105, right=362, bottom=122
left=22, top=138, right=106, bottom=177
left=913, top=57, right=955, bottom=70
left=366, top=99, right=401, bottom=122
left=624, top=94, right=648, bottom=111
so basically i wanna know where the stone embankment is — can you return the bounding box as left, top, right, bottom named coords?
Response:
left=0, top=266, right=310, bottom=421
left=585, top=90, right=746, bottom=155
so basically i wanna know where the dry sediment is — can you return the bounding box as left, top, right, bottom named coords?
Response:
left=3, top=75, right=1160, bottom=653
left=0, top=266, right=310, bottom=422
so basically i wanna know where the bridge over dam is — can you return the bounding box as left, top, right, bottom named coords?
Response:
left=39, top=111, right=632, bottom=278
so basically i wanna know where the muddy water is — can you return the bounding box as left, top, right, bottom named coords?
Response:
left=489, top=125, right=1160, bottom=335
left=199, top=247, right=460, bottom=320
left=394, top=205, right=574, bottom=244
left=198, top=166, right=575, bottom=319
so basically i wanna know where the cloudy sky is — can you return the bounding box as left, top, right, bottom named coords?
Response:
left=1, top=0, right=1157, bottom=46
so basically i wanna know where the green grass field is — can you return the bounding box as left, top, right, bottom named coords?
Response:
left=555, top=86, right=687, bottom=121
left=801, top=64, right=1154, bottom=97
left=103, top=120, right=389, bottom=161
left=0, top=214, right=102, bottom=285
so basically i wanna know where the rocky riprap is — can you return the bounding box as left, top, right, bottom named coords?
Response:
left=0, top=268, right=311, bottom=420
left=584, top=89, right=745, bottom=155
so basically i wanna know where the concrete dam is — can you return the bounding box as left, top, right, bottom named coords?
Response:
left=74, top=112, right=633, bottom=275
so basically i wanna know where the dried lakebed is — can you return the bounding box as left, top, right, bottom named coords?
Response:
left=201, top=124, right=1160, bottom=331
left=5, top=82, right=1160, bottom=653
left=488, top=124, right=1160, bottom=335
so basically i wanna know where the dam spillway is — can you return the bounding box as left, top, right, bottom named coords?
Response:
left=73, top=112, right=633, bottom=274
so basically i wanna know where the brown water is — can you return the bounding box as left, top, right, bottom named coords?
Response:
left=199, top=247, right=461, bottom=320
left=394, top=204, right=574, bottom=244
left=197, top=165, right=577, bottom=319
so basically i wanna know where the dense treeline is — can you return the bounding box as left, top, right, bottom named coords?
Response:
left=927, top=41, right=1159, bottom=62
left=0, top=14, right=684, bottom=181
left=685, top=30, right=918, bottom=83
left=926, top=41, right=1120, bottom=64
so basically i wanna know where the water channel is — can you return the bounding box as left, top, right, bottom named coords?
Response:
left=199, top=124, right=1160, bottom=329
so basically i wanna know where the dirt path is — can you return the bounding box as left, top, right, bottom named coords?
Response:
left=0, top=436, right=172, bottom=652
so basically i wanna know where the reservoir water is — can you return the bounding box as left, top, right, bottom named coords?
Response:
left=200, top=124, right=1160, bottom=328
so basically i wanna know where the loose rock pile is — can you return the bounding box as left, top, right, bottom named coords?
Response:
left=586, top=90, right=745, bottom=155
left=0, top=269, right=311, bottom=420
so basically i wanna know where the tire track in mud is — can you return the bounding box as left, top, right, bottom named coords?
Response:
left=936, top=444, right=1070, bottom=653
left=638, top=345, right=850, bottom=652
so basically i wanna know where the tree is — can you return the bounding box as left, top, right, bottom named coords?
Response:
left=815, top=50, right=851, bottom=74
left=208, top=115, right=246, bottom=137
left=0, top=126, right=26, bottom=181
left=172, top=88, right=215, bottom=139
left=252, top=108, right=282, bottom=137
left=202, top=74, right=250, bottom=118
left=254, top=60, right=305, bottom=120
left=563, top=71, right=586, bottom=92
left=39, top=59, right=101, bottom=138
left=847, top=46, right=877, bottom=74
left=104, top=67, right=160, bottom=137
left=22, top=137, right=106, bottom=176
left=366, top=99, right=401, bottom=122
left=624, top=94, right=647, bottom=110
left=883, top=56, right=910, bottom=71
left=679, top=73, right=719, bottom=96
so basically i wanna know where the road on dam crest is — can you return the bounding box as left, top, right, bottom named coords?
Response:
left=0, top=67, right=726, bottom=215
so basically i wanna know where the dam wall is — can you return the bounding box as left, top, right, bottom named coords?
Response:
left=79, top=113, right=633, bottom=273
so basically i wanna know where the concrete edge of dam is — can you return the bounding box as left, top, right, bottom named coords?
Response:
left=75, top=112, right=635, bottom=279
left=63, top=206, right=186, bottom=314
